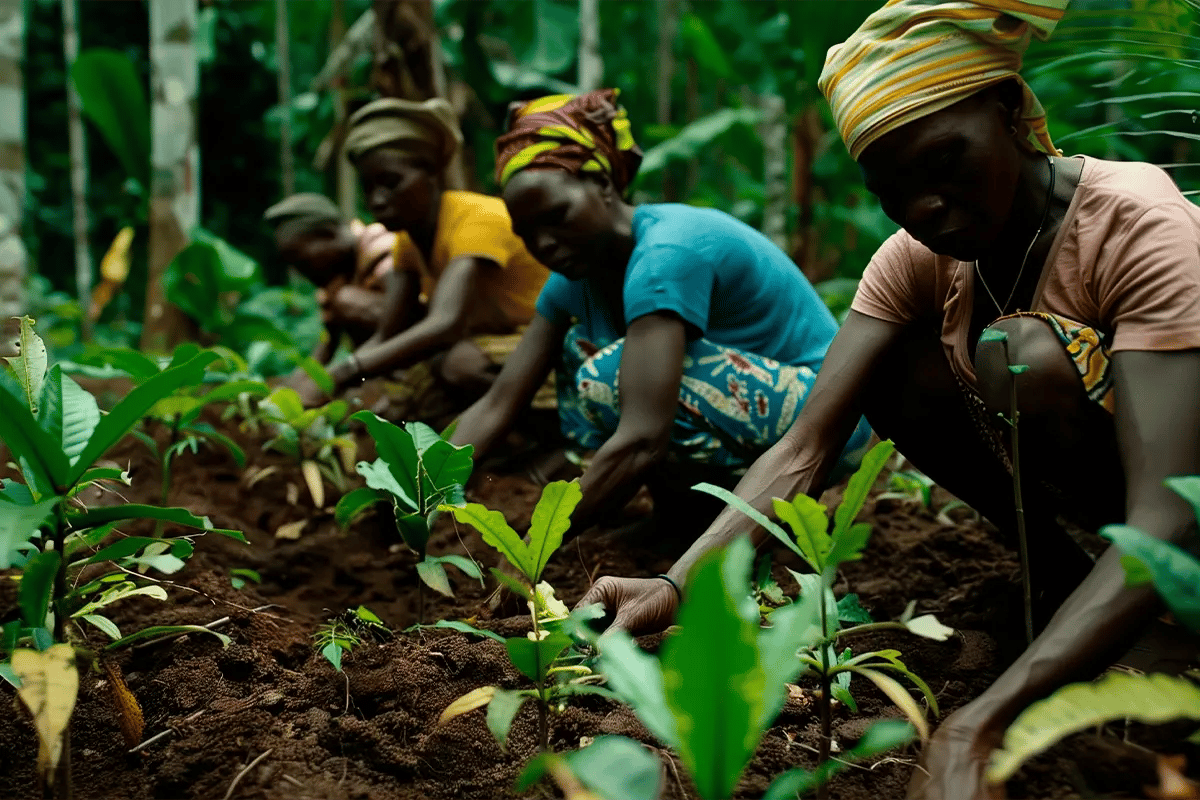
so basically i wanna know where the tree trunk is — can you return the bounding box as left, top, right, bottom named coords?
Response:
left=62, top=0, right=92, bottom=338
left=791, top=106, right=825, bottom=281
left=758, top=93, right=788, bottom=253
left=142, top=0, right=198, bottom=353
left=275, top=0, right=294, bottom=196
left=329, top=0, right=357, bottom=218
left=577, top=0, right=602, bottom=92
left=0, top=0, right=25, bottom=357
left=655, top=0, right=678, bottom=201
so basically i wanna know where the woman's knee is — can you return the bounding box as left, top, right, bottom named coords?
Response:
left=974, top=316, right=1082, bottom=419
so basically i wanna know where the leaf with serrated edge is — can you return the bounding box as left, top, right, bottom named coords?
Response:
left=5, top=317, right=47, bottom=413
left=12, top=645, right=78, bottom=785
left=988, top=672, right=1200, bottom=782
left=527, top=480, right=581, bottom=583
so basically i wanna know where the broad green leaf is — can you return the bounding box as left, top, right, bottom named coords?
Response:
left=357, top=460, right=417, bottom=510
left=757, top=589, right=824, bottom=731
left=661, top=536, right=765, bottom=800
left=408, top=420, right=443, bottom=455
left=489, top=567, right=534, bottom=600
left=506, top=632, right=572, bottom=682
left=772, top=494, right=830, bottom=573
left=831, top=440, right=894, bottom=542
left=69, top=351, right=221, bottom=485
left=516, top=735, right=662, bottom=799
left=637, top=108, right=764, bottom=179
left=422, top=619, right=506, bottom=644
left=37, top=369, right=101, bottom=467
left=122, top=553, right=187, bottom=574
left=105, top=624, right=231, bottom=650
left=417, top=439, right=473, bottom=508
left=486, top=687, right=529, bottom=750
left=396, top=511, right=432, bottom=557
left=4, top=316, right=47, bottom=413
left=321, top=640, right=343, bottom=672
left=445, top=503, right=531, bottom=579
left=680, top=12, right=736, bottom=79
left=334, top=487, right=381, bottom=527
left=73, top=467, right=130, bottom=489
left=787, top=569, right=839, bottom=637
left=0, top=496, right=60, bottom=570
left=262, top=386, right=305, bottom=422
left=763, top=719, right=914, bottom=799
left=837, top=593, right=874, bottom=625
left=0, top=368, right=69, bottom=492
left=692, top=482, right=804, bottom=560
left=824, top=521, right=874, bottom=576
left=81, top=614, right=122, bottom=640
left=71, top=583, right=168, bottom=618
left=430, top=553, right=483, bottom=582
left=19, top=550, right=61, bottom=629
left=84, top=536, right=165, bottom=565
left=11, top=645, right=79, bottom=786
left=527, top=480, right=581, bottom=583
left=415, top=558, right=453, bottom=597
left=68, top=504, right=245, bottom=542
left=352, top=412, right=422, bottom=508
left=1102, top=524, right=1200, bottom=632
left=191, top=426, right=246, bottom=468
left=988, top=671, right=1200, bottom=782
left=189, top=379, right=270, bottom=413
left=71, top=49, right=149, bottom=187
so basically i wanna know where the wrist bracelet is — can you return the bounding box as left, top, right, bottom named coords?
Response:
left=655, top=574, right=682, bottom=603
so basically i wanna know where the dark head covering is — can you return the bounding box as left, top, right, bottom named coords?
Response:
left=343, top=97, right=463, bottom=169
left=494, top=89, right=643, bottom=195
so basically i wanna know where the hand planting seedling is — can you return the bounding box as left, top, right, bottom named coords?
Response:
left=0, top=318, right=246, bottom=799
left=696, top=440, right=951, bottom=800
left=435, top=481, right=613, bottom=753
left=256, top=386, right=358, bottom=513
left=567, top=534, right=916, bottom=800
left=335, top=412, right=479, bottom=620
left=986, top=474, right=1200, bottom=788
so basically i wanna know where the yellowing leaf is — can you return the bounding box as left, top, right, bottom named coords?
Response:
left=853, top=667, right=929, bottom=742
left=5, top=316, right=47, bottom=413
left=100, top=227, right=134, bottom=282
left=904, top=614, right=955, bottom=641
left=101, top=658, right=144, bottom=748
left=301, top=459, right=325, bottom=509
left=275, top=519, right=307, bottom=540
left=438, top=685, right=496, bottom=726
left=12, top=645, right=79, bottom=788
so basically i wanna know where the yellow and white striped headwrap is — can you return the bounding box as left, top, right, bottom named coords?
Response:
left=818, top=0, right=1070, bottom=161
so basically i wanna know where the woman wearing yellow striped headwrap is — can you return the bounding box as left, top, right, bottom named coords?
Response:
left=451, top=89, right=868, bottom=549
left=578, top=5, right=1200, bottom=799
left=312, top=97, right=549, bottom=411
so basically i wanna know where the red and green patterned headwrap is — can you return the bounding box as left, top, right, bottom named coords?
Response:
left=494, top=89, right=643, bottom=195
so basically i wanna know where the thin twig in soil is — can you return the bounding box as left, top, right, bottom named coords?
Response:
left=132, top=604, right=280, bottom=651
left=127, top=709, right=205, bottom=753
left=222, top=748, right=273, bottom=800
left=280, top=774, right=304, bottom=788
left=650, top=746, right=687, bottom=800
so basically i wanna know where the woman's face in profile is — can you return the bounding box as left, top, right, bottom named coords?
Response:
left=858, top=88, right=1023, bottom=261
left=356, top=148, right=437, bottom=232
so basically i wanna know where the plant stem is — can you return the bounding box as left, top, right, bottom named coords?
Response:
left=52, top=504, right=73, bottom=799
left=1005, top=344, right=1034, bottom=646
left=531, top=591, right=549, bottom=752
left=816, top=587, right=832, bottom=800
left=417, top=581, right=425, bottom=626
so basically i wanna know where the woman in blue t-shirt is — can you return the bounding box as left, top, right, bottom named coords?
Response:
left=450, top=89, right=869, bottom=536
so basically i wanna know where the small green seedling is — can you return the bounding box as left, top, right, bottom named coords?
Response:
left=987, top=474, right=1200, bottom=786
left=256, top=386, right=357, bottom=513
left=314, top=605, right=389, bottom=673
left=0, top=318, right=246, bottom=799
left=696, top=440, right=949, bottom=800
left=576, top=535, right=915, bottom=800
left=336, top=412, right=478, bottom=619
left=434, top=481, right=612, bottom=752
left=229, top=568, right=262, bottom=591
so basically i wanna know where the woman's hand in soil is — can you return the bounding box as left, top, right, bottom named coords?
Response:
left=906, top=706, right=1004, bottom=800
left=574, top=576, right=678, bottom=636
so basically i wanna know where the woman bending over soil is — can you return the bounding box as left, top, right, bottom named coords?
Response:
left=274, top=97, right=550, bottom=408
left=451, top=89, right=871, bottom=541
left=580, top=2, right=1200, bottom=798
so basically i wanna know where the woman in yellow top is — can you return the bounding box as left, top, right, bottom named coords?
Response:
left=320, top=97, right=549, bottom=402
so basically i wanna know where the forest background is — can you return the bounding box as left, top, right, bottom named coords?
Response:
left=4, top=0, right=1198, bottom=369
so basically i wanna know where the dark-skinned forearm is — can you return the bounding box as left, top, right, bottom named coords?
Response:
left=451, top=391, right=521, bottom=462
left=568, top=433, right=669, bottom=537
left=333, top=316, right=463, bottom=386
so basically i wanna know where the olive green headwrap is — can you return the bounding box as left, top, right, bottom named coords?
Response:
left=263, top=193, right=343, bottom=242
left=343, top=97, right=463, bottom=169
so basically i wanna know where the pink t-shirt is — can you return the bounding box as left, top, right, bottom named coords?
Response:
left=851, top=156, right=1200, bottom=386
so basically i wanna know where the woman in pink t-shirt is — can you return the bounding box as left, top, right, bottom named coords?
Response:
left=579, top=3, right=1200, bottom=798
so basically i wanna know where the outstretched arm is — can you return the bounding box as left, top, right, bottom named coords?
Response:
left=328, top=256, right=486, bottom=388
left=577, top=310, right=905, bottom=633
left=450, top=313, right=564, bottom=461
left=910, top=349, right=1200, bottom=800
left=566, top=312, right=688, bottom=536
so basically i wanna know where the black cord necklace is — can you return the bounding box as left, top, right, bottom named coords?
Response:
left=975, top=155, right=1056, bottom=316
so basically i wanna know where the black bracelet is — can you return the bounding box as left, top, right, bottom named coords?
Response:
left=655, top=574, right=682, bottom=603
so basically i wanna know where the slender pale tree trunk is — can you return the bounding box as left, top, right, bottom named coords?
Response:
left=275, top=0, right=294, bottom=196
left=142, top=0, right=198, bottom=352
left=62, top=0, right=93, bottom=337
left=0, top=0, right=25, bottom=356
left=655, top=0, right=677, bottom=200
left=577, top=0, right=602, bottom=92
left=328, top=0, right=357, bottom=218
left=759, top=93, right=788, bottom=252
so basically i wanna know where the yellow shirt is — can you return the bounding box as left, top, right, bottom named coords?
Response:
left=394, top=190, right=549, bottom=330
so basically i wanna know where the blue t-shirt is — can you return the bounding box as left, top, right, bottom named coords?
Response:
left=535, top=203, right=838, bottom=369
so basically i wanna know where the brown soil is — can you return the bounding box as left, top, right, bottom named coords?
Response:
left=1, top=401, right=1197, bottom=800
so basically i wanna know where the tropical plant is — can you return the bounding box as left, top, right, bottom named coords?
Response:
left=334, top=412, right=479, bottom=618
left=987, top=473, right=1200, bottom=786
left=696, top=440, right=950, bottom=800
left=0, top=317, right=245, bottom=798
left=314, top=605, right=389, bottom=673
left=435, top=481, right=613, bottom=753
